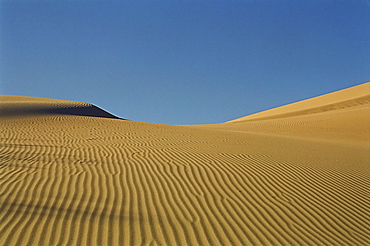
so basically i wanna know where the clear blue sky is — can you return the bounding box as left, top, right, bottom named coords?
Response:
left=1, top=0, right=369, bottom=125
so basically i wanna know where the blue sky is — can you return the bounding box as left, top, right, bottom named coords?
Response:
left=1, top=0, right=369, bottom=125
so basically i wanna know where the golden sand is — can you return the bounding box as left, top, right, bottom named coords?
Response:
left=1, top=83, right=369, bottom=245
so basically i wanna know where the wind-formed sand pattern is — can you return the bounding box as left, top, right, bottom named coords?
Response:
left=1, top=82, right=369, bottom=245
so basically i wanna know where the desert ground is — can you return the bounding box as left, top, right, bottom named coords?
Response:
left=1, top=82, right=369, bottom=245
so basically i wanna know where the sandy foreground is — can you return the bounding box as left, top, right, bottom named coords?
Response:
left=1, top=83, right=369, bottom=245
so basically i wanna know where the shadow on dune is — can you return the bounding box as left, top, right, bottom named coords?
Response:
left=0, top=104, right=122, bottom=119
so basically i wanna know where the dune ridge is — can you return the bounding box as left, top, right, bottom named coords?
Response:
left=0, top=96, right=120, bottom=119
left=228, top=82, right=370, bottom=122
left=1, top=83, right=369, bottom=245
left=197, top=82, right=370, bottom=145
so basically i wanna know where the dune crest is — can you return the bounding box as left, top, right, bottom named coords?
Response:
left=191, top=82, right=370, bottom=145
left=0, top=95, right=120, bottom=119
left=228, top=82, right=370, bottom=122
left=1, top=84, right=369, bottom=245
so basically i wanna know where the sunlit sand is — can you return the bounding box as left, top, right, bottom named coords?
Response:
left=1, top=82, right=369, bottom=245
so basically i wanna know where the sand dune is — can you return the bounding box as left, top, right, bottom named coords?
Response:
left=1, top=83, right=369, bottom=245
left=200, top=82, right=370, bottom=146
left=0, top=96, right=119, bottom=119
left=228, top=82, right=370, bottom=122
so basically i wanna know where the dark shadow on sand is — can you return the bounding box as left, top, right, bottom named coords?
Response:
left=0, top=105, right=122, bottom=119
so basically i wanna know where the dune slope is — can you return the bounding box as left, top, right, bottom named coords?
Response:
left=0, top=96, right=119, bottom=119
left=1, top=85, right=369, bottom=246
left=201, top=82, right=370, bottom=145
left=228, top=82, right=370, bottom=122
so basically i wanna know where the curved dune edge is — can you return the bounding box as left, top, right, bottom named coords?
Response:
left=1, top=85, right=369, bottom=245
left=193, top=82, right=370, bottom=145
left=0, top=95, right=120, bottom=119
left=227, top=82, right=370, bottom=122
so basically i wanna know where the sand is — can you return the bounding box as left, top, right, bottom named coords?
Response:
left=1, top=82, right=369, bottom=245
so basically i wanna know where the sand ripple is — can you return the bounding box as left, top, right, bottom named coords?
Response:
left=1, top=84, right=369, bottom=245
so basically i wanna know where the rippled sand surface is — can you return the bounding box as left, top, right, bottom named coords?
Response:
left=1, top=83, right=369, bottom=245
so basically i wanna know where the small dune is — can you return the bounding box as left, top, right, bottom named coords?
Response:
left=1, top=83, right=369, bottom=245
left=200, top=82, right=370, bottom=145
left=228, top=82, right=370, bottom=122
left=0, top=96, right=120, bottom=119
